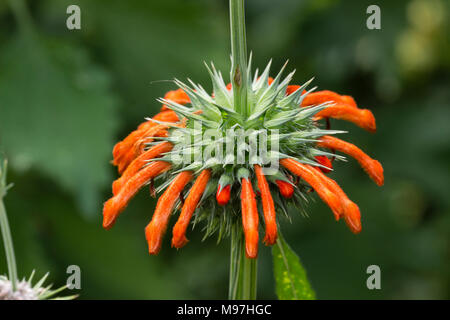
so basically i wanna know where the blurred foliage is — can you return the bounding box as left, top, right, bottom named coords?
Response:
left=0, top=0, right=449, bottom=299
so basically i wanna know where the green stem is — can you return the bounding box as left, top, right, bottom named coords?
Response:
left=229, top=0, right=248, bottom=118
left=0, top=160, right=18, bottom=292
left=229, top=223, right=257, bottom=300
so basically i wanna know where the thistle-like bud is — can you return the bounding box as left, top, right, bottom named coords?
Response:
left=0, top=272, right=76, bottom=300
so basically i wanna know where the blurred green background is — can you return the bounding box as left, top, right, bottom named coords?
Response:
left=0, top=0, right=449, bottom=299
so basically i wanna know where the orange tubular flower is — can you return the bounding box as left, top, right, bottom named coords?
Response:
left=103, top=161, right=171, bottom=230
left=145, top=171, right=193, bottom=255
left=314, top=155, right=333, bottom=174
left=318, top=135, right=384, bottom=186
left=340, top=95, right=358, bottom=108
left=286, top=85, right=302, bottom=96
left=301, top=90, right=345, bottom=106
left=280, top=158, right=343, bottom=220
left=152, top=110, right=180, bottom=122
left=254, top=165, right=277, bottom=245
left=116, top=125, right=168, bottom=174
left=314, top=105, right=376, bottom=132
left=161, top=89, right=191, bottom=111
left=216, top=184, right=231, bottom=206
left=172, top=169, right=211, bottom=248
left=275, top=180, right=294, bottom=199
left=300, top=91, right=376, bottom=132
left=304, top=164, right=361, bottom=233
left=240, top=176, right=259, bottom=259
left=112, top=141, right=174, bottom=195
left=112, top=110, right=179, bottom=174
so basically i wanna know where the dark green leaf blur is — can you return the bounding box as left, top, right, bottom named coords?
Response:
left=0, top=0, right=448, bottom=299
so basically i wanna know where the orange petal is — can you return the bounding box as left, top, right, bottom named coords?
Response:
left=152, top=110, right=180, bottom=122
left=314, top=105, right=376, bottom=132
left=340, top=95, right=358, bottom=108
left=116, top=147, right=141, bottom=175
left=116, top=114, right=171, bottom=154
left=254, top=165, right=277, bottom=246
left=103, top=161, right=171, bottom=230
left=301, top=90, right=345, bottom=107
left=113, top=122, right=153, bottom=166
left=161, top=89, right=191, bottom=111
left=241, top=177, right=259, bottom=259
left=130, top=126, right=169, bottom=161
left=117, top=126, right=168, bottom=174
left=113, top=142, right=173, bottom=195
left=342, top=201, right=361, bottom=234
left=112, top=111, right=179, bottom=172
left=318, top=136, right=384, bottom=186
left=314, top=156, right=333, bottom=174
left=286, top=85, right=305, bottom=96
left=216, top=184, right=231, bottom=206
left=280, top=158, right=343, bottom=219
left=172, top=169, right=211, bottom=248
left=145, top=171, right=193, bottom=255
left=137, top=120, right=154, bottom=131
left=305, top=164, right=362, bottom=234
left=275, top=180, right=294, bottom=199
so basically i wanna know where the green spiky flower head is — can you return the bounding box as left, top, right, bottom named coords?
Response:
left=149, top=58, right=341, bottom=240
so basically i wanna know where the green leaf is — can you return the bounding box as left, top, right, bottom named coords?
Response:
left=0, top=32, right=119, bottom=216
left=272, top=232, right=316, bottom=300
